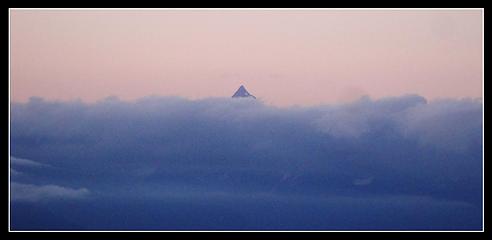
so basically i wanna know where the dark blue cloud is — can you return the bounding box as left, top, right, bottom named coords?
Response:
left=10, top=95, right=483, bottom=230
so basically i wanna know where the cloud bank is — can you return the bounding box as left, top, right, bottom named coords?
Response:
left=10, top=95, right=482, bottom=230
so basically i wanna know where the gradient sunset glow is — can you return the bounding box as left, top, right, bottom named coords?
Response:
left=10, top=9, right=482, bottom=106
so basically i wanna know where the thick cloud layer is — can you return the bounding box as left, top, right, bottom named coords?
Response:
left=10, top=95, right=482, bottom=230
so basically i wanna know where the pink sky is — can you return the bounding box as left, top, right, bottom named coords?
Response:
left=10, top=9, right=482, bottom=106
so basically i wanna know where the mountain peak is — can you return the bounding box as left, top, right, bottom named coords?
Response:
left=232, top=85, right=256, bottom=99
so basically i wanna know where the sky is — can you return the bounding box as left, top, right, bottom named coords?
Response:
left=10, top=9, right=483, bottom=106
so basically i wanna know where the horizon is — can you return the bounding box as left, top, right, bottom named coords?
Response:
left=9, top=90, right=483, bottom=108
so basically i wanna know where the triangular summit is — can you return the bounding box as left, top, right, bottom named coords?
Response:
left=232, top=85, right=256, bottom=99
